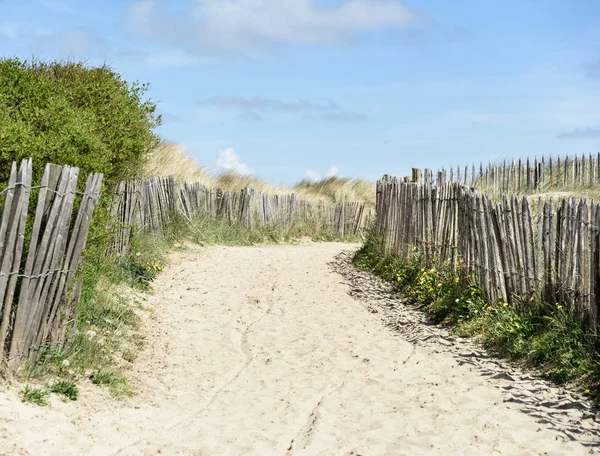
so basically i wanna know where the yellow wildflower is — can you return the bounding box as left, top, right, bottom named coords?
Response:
left=486, top=306, right=493, bottom=311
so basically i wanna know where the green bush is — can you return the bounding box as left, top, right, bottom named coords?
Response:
left=0, top=58, right=160, bottom=187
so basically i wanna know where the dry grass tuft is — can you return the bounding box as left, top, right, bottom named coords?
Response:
left=144, top=142, right=376, bottom=206
left=213, top=171, right=292, bottom=196
left=143, top=142, right=290, bottom=195
left=143, top=142, right=213, bottom=185
left=294, top=177, right=376, bottom=207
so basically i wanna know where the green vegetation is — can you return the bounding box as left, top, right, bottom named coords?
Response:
left=353, top=232, right=600, bottom=397
left=187, top=213, right=363, bottom=245
left=20, top=381, right=79, bottom=405
left=0, top=57, right=167, bottom=395
left=49, top=381, right=79, bottom=401
left=294, top=176, right=376, bottom=207
left=145, top=141, right=376, bottom=207
left=26, top=224, right=171, bottom=396
left=0, top=58, right=160, bottom=186
left=90, top=371, right=133, bottom=397
left=0, top=57, right=367, bottom=401
left=20, top=386, right=50, bottom=406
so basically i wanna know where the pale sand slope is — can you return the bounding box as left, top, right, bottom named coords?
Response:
left=0, top=243, right=597, bottom=455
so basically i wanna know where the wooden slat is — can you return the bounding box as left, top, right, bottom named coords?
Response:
left=0, top=160, right=32, bottom=358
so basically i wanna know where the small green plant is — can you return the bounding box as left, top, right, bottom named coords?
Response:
left=353, top=232, right=410, bottom=282
left=20, top=386, right=50, bottom=406
left=49, top=381, right=79, bottom=401
left=119, top=261, right=159, bottom=290
left=428, top=281, right=486, bottom=324
left=90, top=370, right=134, bottom=397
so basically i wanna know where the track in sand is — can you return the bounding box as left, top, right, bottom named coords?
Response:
left=1, top=242, right=598, bottom=455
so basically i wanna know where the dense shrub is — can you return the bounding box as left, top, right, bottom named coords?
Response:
left=0, top=58, right=160, bottom=186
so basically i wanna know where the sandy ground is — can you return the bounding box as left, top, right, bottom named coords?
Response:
left=1, top=242, right=599, bottom=455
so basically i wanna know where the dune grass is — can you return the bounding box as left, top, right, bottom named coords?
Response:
left=143, top=141, right=295, bottom=196
left=144, top=141, right=376, bottom=207
left=293, top=176, right=376, bottom=207
left=143, top=142, right=213, bottom=185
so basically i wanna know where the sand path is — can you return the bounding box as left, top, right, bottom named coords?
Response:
left=1, top=242, right=598, bottom=455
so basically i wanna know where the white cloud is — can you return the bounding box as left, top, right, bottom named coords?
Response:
left=0, top=22, right=48, bottom=40
left=584, top=58, right=600, bottom=79
left=198, top=96, right=341, bottom=113
left=558, top=127, right=600, bottom=140
left=0, top=21, right=111, bottom=60
left=144, top=49, right=199, bottom=67
left=327, top=166, right=340, bottom=178
left=130, top=0, right=158, bottom=23
left=55, top=28, right=109, bottom=56
left=304, top=166, right=340, bottom=182
left=197, top=95, right=367, bottom=123
left=304, top=169, right=321, bottom=182
left=39, top=0, right=76, bottom=14
left=129, top=0, right=417, bottom=56
left=236, top=111, right=263, bottom=123
left=216, top=148, right=255, bottom=175
left=442, top=110, right=497, bottom=123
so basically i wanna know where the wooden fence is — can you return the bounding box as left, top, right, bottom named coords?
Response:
left=376, top=176, right=600, bottom=327
left=0, top=160, right=103, bottom=371
left=414, top=153, right=600, bottom=195
left=108, top=176, right=177, bottom=257
left=1, top=164, right=367, bottom=372
left=110, top=177, right=373, bottom=258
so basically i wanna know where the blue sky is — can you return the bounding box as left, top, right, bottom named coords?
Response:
left=1, top=0, right=599, bottom=185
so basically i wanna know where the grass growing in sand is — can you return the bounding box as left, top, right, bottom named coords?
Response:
left=20, top=381, right=80, bottom=406
left=90, top=371, right=134, bottom=397
left=144, top=141, right=376, bottom=207
left=294, top=176, right=376, bottom=206
left=353, top=232, right=600, bottom=399
left=20, top=386, right=51, bottom=406
left=49, top=381, right=79, bottom=401
left=0, top=60, right=372, bottom=401
left=25, top=215, right=173, bottom=397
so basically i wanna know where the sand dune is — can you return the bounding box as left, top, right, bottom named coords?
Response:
left=1, top=243, right=597, bottom=455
